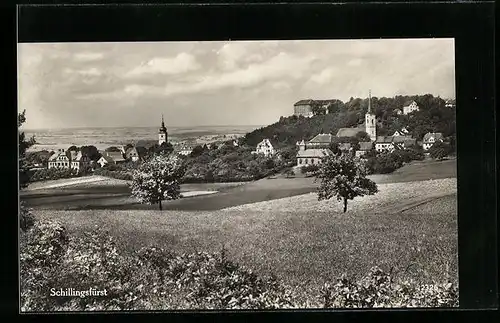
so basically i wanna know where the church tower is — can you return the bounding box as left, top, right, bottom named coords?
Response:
left=365, top=90, right=376, bottom=141
left=158, top=114, right=168, bottom=145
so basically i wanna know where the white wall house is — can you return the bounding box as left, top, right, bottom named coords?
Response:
left=97, top=155, right=114, bottom=167
left=296, top=148, right=332, bottom=167
left=403, top=101, right=420, bottom=115
left=422, top=132, right=444, bottom=150
left=48, top=149, right=71, bottom=169
left=253, top=139, right=276, bottom=157
left=375, top=136, right=395, bottom=153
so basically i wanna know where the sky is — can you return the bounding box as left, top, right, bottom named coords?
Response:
left=18, top=39, right=455, bottom=130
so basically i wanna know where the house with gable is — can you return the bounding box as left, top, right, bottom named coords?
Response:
left=71, top=151, right=91, bottom=172
left=252, top=138, right=276, bottom=157
left=48, top=149, right=71, bottom=169
left=422, top=132, right=444, bottom=150
left=97, top=154, right=115, bottom=168
left=125, top=146, right=146, bottom=162
left=402, top=100, right=420, bottom=115
left=392, top=127, right=409, bottom=137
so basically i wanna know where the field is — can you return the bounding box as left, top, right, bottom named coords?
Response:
left=29, top=159, right=458, bottom=296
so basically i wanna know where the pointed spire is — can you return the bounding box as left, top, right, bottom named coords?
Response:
left=161, top=114, right=165, bottom=128
left=368, top=89, right=372, bottom=113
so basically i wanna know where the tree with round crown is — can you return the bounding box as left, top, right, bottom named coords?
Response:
left=130, top=154, right=185, bottom=210
left=316, top=154, right=378, bottom=213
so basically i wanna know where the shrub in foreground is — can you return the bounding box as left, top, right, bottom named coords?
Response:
left=20, top=220, right=458, bottom=311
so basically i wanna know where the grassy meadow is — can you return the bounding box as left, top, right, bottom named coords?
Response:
left=32, top=181, right=458, bottom=299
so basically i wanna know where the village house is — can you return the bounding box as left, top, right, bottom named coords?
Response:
left=48, top=149, right=71, bottom=169
left=252, top=138, right=276, bottom=157
left=97, top=154, right=115, bottom=168
left=375, top=135, right=416, bottom=152
left=402, top=100, right=420, bottom=115
left=392, top=127, right=409, bottom=136
left=177, top=146, right=194, bottom=156
left=375, top=136, right=395, bottom=153
left=70, top=151, right=90, bottom=172
left=293, top=99, right=315, bottom=118
left=105, top=151, right=127, bottom=164
left=305, top=133, right=333, bottom=148
left=422, top=132, right=444, bottom=150
left=355, top=142, right=373, bottom=158
left=296, top=140, right=332, bottom=166
left=125, top=146, right=146, bottom=162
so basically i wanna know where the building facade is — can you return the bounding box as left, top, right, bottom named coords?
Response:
left=293, top=99, right=314, bottom=118
left=403, top=101, right=420, bottom=115
left=253, top=138, right=276, bottom=157
left=296, top=146, right=332, bottom=166
left=48, top=149, right=71, bottom=169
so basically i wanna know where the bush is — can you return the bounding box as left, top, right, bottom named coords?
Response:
left=19, top=201, right=35, bottom=232
left=320, top=266, right=458, bottom=308
left=93, top=168, right=133, bottom=181
left=301, top=164, right=320, bottom=175
left=29, top=168, right=80, bottom=182
left=20, top=220, right=458, bottom=311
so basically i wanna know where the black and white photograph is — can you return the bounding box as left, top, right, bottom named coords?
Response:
left=18, top=38, right=458, bottom=311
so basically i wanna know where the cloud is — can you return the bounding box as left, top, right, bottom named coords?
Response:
left=309, top=67, right=337, bottom=85
left=82, top=51, right=316, bottom=100
left=347, top=58, right=363, bottom=66
left=65, top=67, right=102, bottom=77
left=126, top=53, right=200, bottom=77
left=74, top=52, right=104, bottom=61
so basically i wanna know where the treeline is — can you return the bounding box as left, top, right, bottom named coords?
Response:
left=181, top=144, right=297, bottom=183
left=242, top=94, right=455, bottom=149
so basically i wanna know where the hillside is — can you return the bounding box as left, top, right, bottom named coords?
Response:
left=241, top=94, right=455, bottom=149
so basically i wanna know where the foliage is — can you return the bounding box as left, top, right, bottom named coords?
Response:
left=20, top=219, right=458, bottom=311
left=80, top=145, right=101, bottom=161
left=93, top=168, right=133, bottom=181
left=25, top=150, right=53, bottom=168
left=283, top=168, right=295, bottom=178
left=19, top=110, right=36, bottom=189
left=105, top=146, right=122, bottom=152
left=19, top=201, right=35, bottom=232
left=428, top=142, right=453, bottom=160
left=316, top=154, right=378, bottom=212
left=29, top=167, right=82, bottom=182
left=130, top=154, right=185, bottom=210
left=320, top=266, right=458, bottom=308
left=182, top=146, right=284, bottom=183
left=300, top=164, right=320, bottom=176
left=364, top=148, right=425, bottom=175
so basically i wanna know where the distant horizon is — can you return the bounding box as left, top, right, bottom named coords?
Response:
left=22, top=124, right=266, bottom=132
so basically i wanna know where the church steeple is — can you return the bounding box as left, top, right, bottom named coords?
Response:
left=368, top=89, right=372, bottom=113
left=365, top=89, right=376, bottom=142
left=158, top=114, right=168, bottom=145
